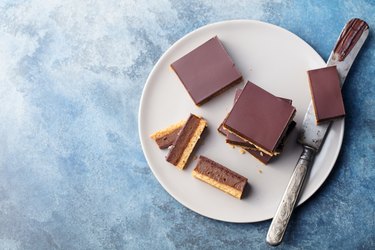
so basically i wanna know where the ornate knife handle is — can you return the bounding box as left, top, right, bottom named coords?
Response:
left=266, top=146, right=315, bottom=246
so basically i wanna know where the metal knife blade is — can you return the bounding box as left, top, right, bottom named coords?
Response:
left=266, top=18, right=369, bottom=246
left=298, top=18, right=370, bottom=150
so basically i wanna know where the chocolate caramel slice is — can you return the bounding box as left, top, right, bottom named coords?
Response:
left=221, top=89, right=293, bottom=151
left=166, top=114, right=207, bottom=169
left=307, top=66, right=345, bottom=124
left=192, top=156, right=247, bottom=199
left=223, top=82, right=296, bottom=156
left=171, top=36, right=242, bottom=106
left=150, top=120, right=185, bottom=149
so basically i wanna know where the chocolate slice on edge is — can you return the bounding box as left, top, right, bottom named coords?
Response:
left=171, top=36, right=242, bottom=106
left=166, top=114, right=207, bottom=169
left=223, top=82, right=296, bottom=156
left=192, top=156, right=247, bottom=199
left=307, top=66, right=345, bottom=124
left=150, top=120, right=185, bottom=149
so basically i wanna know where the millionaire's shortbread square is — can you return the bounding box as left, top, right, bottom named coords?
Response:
left=218, top=88, right=296, bottom=164
left=171, top=36, right=242, bottom=106
left=223, top=82, right=296, bottom=156
left=307, top=66, right=345, bottom=124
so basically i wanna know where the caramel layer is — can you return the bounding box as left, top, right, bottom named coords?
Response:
left=166, top=114, right=206, bottom=169
left=192, top=156, right=247, bottom=199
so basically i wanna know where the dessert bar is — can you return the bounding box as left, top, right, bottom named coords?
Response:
left=307, top=66, right=345, bottom=124
left=221, top=89, right=293, bottom=151
left=171, top=36, right=242, bottom=106
left=192, top=156, right=247, bottom=199
left=224, top=82, right=296, bottom=156
left=166, top=114, right=207, bottom=169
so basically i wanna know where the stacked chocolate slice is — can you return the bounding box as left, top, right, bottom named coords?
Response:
left=219, top=82, right=296, bottom=164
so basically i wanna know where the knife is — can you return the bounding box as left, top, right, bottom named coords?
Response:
left=266, top=18, right=369, bottom=246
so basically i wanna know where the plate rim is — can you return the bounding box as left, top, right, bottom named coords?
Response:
left=138, top=19, right=344, bottom=223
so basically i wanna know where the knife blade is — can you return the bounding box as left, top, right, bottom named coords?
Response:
left=266, top=18, right=369, bottom=246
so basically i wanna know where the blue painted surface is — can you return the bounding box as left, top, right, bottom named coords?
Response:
left=0, top=0, right=374, bottom=249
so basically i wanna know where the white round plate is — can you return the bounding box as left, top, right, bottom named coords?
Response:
left=138, top=20, right=344, bottom=223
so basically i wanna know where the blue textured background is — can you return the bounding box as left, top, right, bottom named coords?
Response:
left=0, top=0, right=374, bottom=249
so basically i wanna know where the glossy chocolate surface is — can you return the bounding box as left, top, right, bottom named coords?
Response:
left=194, top=156, right=247, bottom=191
left=171, top=36, right=242, bottom=105
left=225, top=89, right=255, bottom=148
left=224, top=82, right=296, bottom=153
left=308, top=66, right=345, bottom=123
left=224, top=89, right=293, bottom=149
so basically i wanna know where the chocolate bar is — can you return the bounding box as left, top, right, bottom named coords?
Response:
left=192, top=156, right=247, bottom=199
left=307, top=66, right=345, bottom=124
left=171, top=36, right=242, bottom=106
left=166, top=114, right=207, bottom=169
left=224, top=82, right=296, bottom=156
left=150, top=120, right=185, bottom=149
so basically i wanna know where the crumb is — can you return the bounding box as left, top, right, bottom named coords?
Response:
left=193, top=155, right=198, bottom=161
left=260, top=152, right=263, bottom=156
left=231, top=145, right=235, bottom=149
left=239, top=148, right=246, bottom=154
left=258, top=169, right=263, bottom=174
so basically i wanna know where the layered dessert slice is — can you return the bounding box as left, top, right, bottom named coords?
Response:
left=150, top=120, right=185, bottom=149
left=166, top=114, right=207, bottom=169
left=171, top=36, right=242, bottom=106
left=192, top=156, right=247, bottom=199
left=307, top=66, right=345, bottom=124
left=223, top=82, right=296, bottom=156
left=219, top=89, right=294, bottom=151
left=218, top=88, right=296, bottom=164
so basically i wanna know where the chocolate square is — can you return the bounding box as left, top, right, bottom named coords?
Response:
left=307, top=66, right=345, bottom=123
left=224, top=89, right=293, bottom=150
left=171, top=36, right=242, bottom=106
left=223, top=82, right=296, bottom=155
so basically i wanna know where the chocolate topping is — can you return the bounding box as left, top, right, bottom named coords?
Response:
left=224, top=89, right=293, bottom=150
left=308, top=66, right=345, bottom=123
left=333, top=18, right=369, bottom=61
left=155, top=128, right=180, bottom=149
left=224, top=82, right=296, bottom=154
left=194, top=156, right=247, bottom=191
left=166, top=114, right=201, bottom=165
left=225, top=89, right=256, bottom=148
left=171, top=36, right=242, bottom=106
